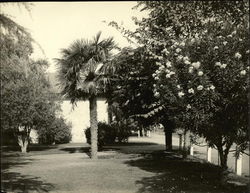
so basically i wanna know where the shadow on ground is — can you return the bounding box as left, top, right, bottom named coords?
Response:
left=59, top=146, right=90, bottom=155
left=1, top=172, right=54, bottom=193
left=1, top=156, right=54, bottom=192
left=124, top=151, right=249, bottom=193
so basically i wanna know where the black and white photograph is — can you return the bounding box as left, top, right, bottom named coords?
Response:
left=0, top=1, right=249, bottom=193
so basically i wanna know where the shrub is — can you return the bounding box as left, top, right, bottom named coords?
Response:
left=85, top=121, right=131, bottom=148
left=38, top=117, right=72, bottom=145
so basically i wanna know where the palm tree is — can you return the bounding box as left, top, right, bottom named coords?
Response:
left=55, top=32, right=116, bottom=159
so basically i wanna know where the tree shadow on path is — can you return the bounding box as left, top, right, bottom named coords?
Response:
left=1, top=156, right=54, bottom=192
left=125, top=151, right=248, bottom=193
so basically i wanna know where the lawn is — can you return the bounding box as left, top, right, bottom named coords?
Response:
left=1, top=141, right=249, bottom=193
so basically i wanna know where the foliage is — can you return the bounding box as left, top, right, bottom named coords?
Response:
left=108, top=46, right=158, bottom=128
left=55, top=32, right=117, bottom=103
left=0, top=4, right=70, bottom=152
left=132, top=1, right=249, bottom=169
left=85, top=121, right=131, bottom=148
left=108, top=0, right=249, bottom=169
left=38, top=117, right=72, bottom=145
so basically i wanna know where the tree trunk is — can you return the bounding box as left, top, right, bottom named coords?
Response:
left=218, top=147, right=229, bottom=185
left=17, top=135, right=29, bottom=153
left=182, top=130, right=191, bottom=158
left=162, top=121, right=173, bottom=151
left=139, top=127, right=143, bottom=137
left=107, top=102, right=113, bottom=124
left=89, top=96, right=98, bottom=159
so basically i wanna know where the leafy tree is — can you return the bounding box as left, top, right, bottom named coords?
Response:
left=109, top=1, right=249, bottom=172
left=55, top=32, right=117, bottom=159
left=0, top=3, right=69, bottom=152
left=131, top=1, right=249, bottom=172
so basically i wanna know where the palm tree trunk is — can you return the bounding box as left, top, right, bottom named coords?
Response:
left=89, top=96, right=98, bottom=159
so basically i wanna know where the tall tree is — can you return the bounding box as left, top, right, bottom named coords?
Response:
left=56, top=32, right=116, bottom=159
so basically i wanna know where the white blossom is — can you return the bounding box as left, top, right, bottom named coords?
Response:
left=156, top=62, right=161, bottom=66
left=246, top=50, right=250, bottom=54
left=176, top=48, right=182, bottom=53
left=177, top=85, right=181, bottom=89
left=188, top=88, right=194, bottom=94
left=184, top=60, right=191, bottom=65
left=178, top=91, right=185, bottom=97
left=210, top=85, right=215, bottom=90
left=223, top=41, right=228, bottom=45
left=215, top=62, right=221, bottom=67
left=154, top=92, right=160, bottom=98
left=188, top=66, right=194, bottom=73
left=177, top=55, right=183, bottom=61
left=183, top=56, right=189, bottom=61
left=240, top=70, right=246, bottom=75
left=220, top=64, right=227, bottom=69
left=198, top=71, right=204, bottom=76
left=180, top=42, right=185, bottom=47
left=186, top=104, right=191, bottom=109
left=166, top=61, right=172, bottom=67
left=197, top=85, right=204, bottom=91
left=192, top=62, right=201, bottom=69
left=166, top=74, right=171, bottom=78
left=235, top=52, right=242, bottom=59
left=214, top=46, right=219, bottom=50
left=227, top=34, right=233, bottom=38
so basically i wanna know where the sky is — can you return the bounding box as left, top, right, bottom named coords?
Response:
left=2, top=2, right=146, bottom=72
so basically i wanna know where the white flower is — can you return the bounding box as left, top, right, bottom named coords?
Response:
left=220, top=64, right=227, bottom=69
left=159, top=65, right=165, bottom=70
left=184, top=60, right=191, bottom=65
left=214, top=46, right=219, bottom=50
left=169, top=71, right=175, bottom=75
left=180, top=42, right=185, bottom=47
left=186, top=104, right=191, bottom=109
left=197, top=85, right=204, bottom=91
left=188, top=88, right=194, bottom=94
left=232, top=30, right=236, bottom=35
left=192, top=62, right=201, bottom=69
left=223, top=41, right=228, bottom=45
left=246, top=50, right=250, bottom=54
left=235, top=52, right=242, bottom=59
left=156, top=62, right=161, bottom=66
left=166, top=61, right=172, bottom=67
left=176, top=48, right=182, bottom=53
left=247, top=66, right=250, bottom=70
left=183, top=56, right=189, bottom=61
left=152, top=73, right=156, bottom=77
left=198, top=71, right=204, bottom=76
left=154, top=92, right=160, bottom=98
left=239, top=38, right=242, bottom=42
left=240, top=70, right=246, bottom=75
left=177, top=55, right=183, bottom=61
left=165, top=69, right=170, bottom=73
left=166, top=74, right=171, bottom=78
left=177, top=85, right=181, bottom=89
left=215, top=62, right=221, bottom=67
left=227, top=34, right=233, bottom=38
left=178, top=91, right=185, bottom=97
left=210, top=85, right=215, bottom=90
left=154, top=76, right=159, bottom=80
left=188, top=66, right=194, bottom=73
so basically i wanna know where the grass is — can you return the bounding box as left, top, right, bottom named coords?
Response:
left=1, top=142, right=249, bottom=193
